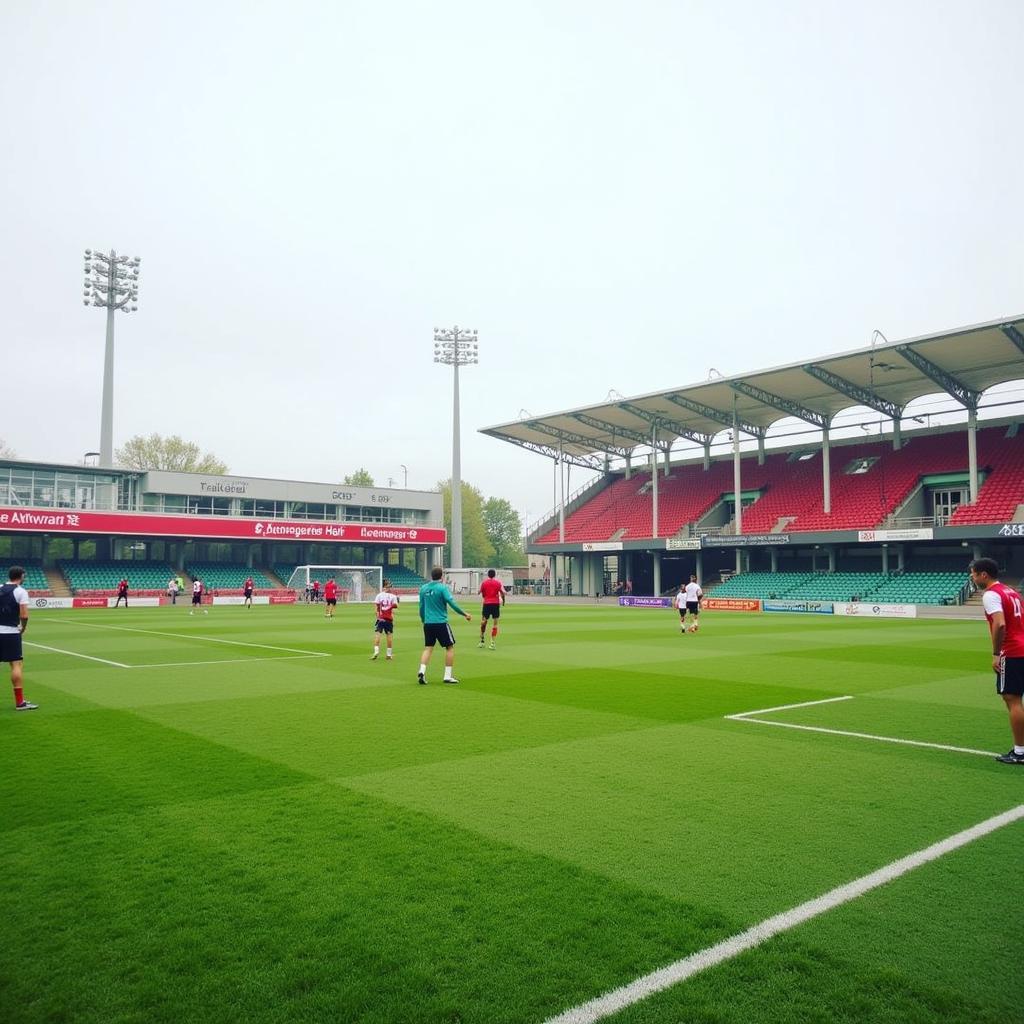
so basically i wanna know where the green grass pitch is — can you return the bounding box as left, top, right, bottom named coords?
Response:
left=1, top=602, right=1020, bottom=1023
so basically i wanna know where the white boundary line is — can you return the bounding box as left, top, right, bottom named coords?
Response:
left=134, top=655, right=328, bottom=669
left=543, top=804, right=1024, bottom=1024
left=726, top=695, right=996, bottom=758
left=24, top=642, right=130, bottom=668
left=49, top=620, right=329, bottom=658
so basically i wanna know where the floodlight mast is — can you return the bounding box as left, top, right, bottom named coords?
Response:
left=433, top=325, right=478, bottom=570
left=83, top=248, right=141, bottom=468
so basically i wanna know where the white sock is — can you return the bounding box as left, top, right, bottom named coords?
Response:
left=444, top=667, right=453, bottom=680
left=419, top=663, right=427, bottom=676
left=373, top=645, right=379, bottom=655
left=386, top=651, right=392, bottom=659
left=1015, top=746, right=1024, bottom=755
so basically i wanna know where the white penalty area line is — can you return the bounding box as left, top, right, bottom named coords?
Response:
left=543, top=803, right=1024, bottom=1024
left=725, top=696, right=997, bottom=758
left=50, top=619, right=329, bottom=659
left=24, top=642, right=130, bottom=668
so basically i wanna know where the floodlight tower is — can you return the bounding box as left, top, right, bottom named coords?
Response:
left=433, top=325, right=478, bottom=570
left=83, top=248, right=141, bottom=468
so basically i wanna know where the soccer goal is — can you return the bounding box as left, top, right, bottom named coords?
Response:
left=285, top=565, right=382, bottom=603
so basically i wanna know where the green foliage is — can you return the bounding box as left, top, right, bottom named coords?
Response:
left=438, top=479, right=495, bottom=567
left=115, top=433, right=228, bottom=474
left=343, top=468, right=375, bottom=487
left=482, top=497, right=524, bottom=565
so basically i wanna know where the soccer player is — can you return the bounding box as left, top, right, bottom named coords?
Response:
left=243, top=576, right=254, bottom=609
left=312, top=579, right=321, bottom=604
left=682, top=574, right=703, bottom=633
left=1, top=567, right=37, bottom=710
left=417, top=566, right=472, bottom=685
left=324, top=577, right=338, bottom=618
left=371, top=579, right=399, bottom=660
left=167, top=576, right=179, bottom=605
left=190, top=578, right=204, bottom=614
left=969, top=558, right=1024, bottom=765
left=673, top=583, right=688, bottom=633
left=115, top=577, right=129, bottom=608
left=478, top=569, right=506, bottom=649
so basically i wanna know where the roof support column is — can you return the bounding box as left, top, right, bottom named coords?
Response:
left=651, top=425, right=659, bottom=539
left=758, top=434, right=765, bottom=465
left=967, top=407, right=978, bottom=502
left=892, top=420, right=902, bottom=451
left=703, top=440, right=711, bottom=471
left=732, top=406, right=742, bottom=536
left=557, top=441, right=566, bottom=543
left=822, top=424, right=832, bottom=515
left=625, top=453, right=631, bottom=480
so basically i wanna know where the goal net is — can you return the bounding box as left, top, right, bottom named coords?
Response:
left=285, top=565, right=383, bottom=603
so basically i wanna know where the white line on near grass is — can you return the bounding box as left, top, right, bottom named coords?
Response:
left=543, top=804, right=1024, bottom=1024
left=134, top=655, right=329, bottom=669
left=726, top=695, right=997, bottom=758
left=50, top=620, right=329, bottom=658
left=24, top=642, right=130, bottom=668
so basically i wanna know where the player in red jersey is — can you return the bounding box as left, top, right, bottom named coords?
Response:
left=969, top=558, right=1024, bottom=765
left=478, top=569, right=506, bottom=650
left=371, top=579, right=399, bottom=660
left=324, top=578, right=339, bottom=618
left=115, top=578, right=129, bottom=608
left=243, top=577, right=254, bottom=609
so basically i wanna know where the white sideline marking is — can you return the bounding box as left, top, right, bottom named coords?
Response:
left=726, top=695, right=996, bottom=758
left=543, top=804, right=1024, bottom=1024
left=132, top=655, right=328, bottom=669
left=25, top=642, right=130, bottom=668
left=52, top=620, right=328, bottom=658
left=727, top=695, right=854, bottom=719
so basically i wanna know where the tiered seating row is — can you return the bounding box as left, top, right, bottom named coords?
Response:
left=534, top=426, right=1023, bottom=541
left=186, top=563, right=275, bottom=591
left=59, top=560, right=173, bottom=593
left=712, top=571, right=967, bottom=605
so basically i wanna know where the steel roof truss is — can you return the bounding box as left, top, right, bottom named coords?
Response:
left=728, top=381, right=827, bottom=428
left=571, top=412, right=652, bottom=449
left=802, top=364, right=902, bottom=421
left=528, top=420, right=630, bottom=463
left=894, top=345, right=979, bottom=409
left=1001, top=324, right=1024, bottom=356
left=661, top=393, right=765, bottom=438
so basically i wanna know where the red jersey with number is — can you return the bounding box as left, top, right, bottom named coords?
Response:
left=324, top=580, right=338, bottom=601
left=480, top=578, right=505, bottom=603
left=984, top=582, right=1024, bottom=657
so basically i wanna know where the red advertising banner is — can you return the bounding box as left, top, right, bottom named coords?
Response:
left=702, top=597, right=762, bottom=612
left=0, top=507, right=445, bottom=546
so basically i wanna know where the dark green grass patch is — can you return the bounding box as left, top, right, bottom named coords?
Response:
left=1, top=603, right=1017, bottom=1023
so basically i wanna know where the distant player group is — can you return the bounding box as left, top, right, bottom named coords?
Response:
left=366, top=568, right=507, bottom=685
left=5, top=559, right=1024, bottom=766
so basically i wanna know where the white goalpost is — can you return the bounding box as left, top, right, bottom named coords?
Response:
left=285, top=565, right=383, bottom=603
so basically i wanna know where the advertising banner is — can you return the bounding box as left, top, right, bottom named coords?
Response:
left=702, top=598, right=761, bottom=612
left=582, top=541, right=623, bottom=551
left=998, top=524, right=1024, bottom=538
left=213, top=596, right=271, bottom=606
left=763, top=599, right=834, bottom=615
left=0, top=507, right=445, bottom=545
left=618, top=596, right=673, bottom=608
left=269, top=593, right=298, bottom=604
left=29, top=596, right=75, bottom=610
left=702, top=533, right=790, bottom=547
left=665, top=538, right=701, bottom=550
left=833, top=602, right=918, bottom=618
left=857, top=528, right=934, bottom=543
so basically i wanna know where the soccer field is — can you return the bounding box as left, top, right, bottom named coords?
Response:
left=1, top=603, right=1019, bottom=1023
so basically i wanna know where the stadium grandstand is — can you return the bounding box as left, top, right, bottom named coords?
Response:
left=0, top=468, right=447, bottom=602
left=482, top=314, right=1024, bottom=604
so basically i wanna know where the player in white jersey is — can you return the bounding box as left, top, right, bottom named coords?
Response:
left=682, top=575, right=703, bottom=633
left=371, top=580, right=400, bottom=661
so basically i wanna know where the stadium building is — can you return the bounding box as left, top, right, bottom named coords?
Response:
left=0, top=465, right=445, bottom=601
left=485, top=315, right=1024, bottom=605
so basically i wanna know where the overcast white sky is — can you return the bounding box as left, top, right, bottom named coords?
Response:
left=2, top=0, right=1022, bottom=528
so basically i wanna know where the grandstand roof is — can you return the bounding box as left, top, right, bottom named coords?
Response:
left=481, top=314, right=1024, bottom=468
